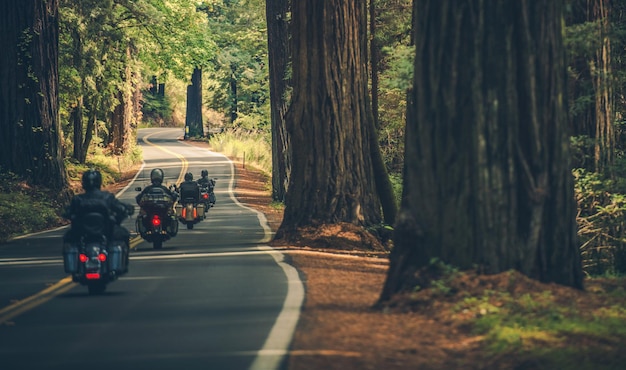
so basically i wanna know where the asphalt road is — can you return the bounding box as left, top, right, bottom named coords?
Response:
left=0, top=128, right=304, bottom=370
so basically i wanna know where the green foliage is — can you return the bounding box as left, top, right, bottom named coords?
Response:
left=458, top=285, right=626, bottom=369
left=142, top=91, right=174, bottom=126
left=574, top=163, right=626, bottom=276
left=203, top=0, right=270, bottom=127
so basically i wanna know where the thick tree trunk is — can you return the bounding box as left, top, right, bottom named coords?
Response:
left=111, top=46, right=134, bottom=155
left=185, top=67, right=204, bottom=138
left=0, top=0, right=68, bottom=192
left=266, top=0, right=292, bottom=202
left=71, top=96, right=85, bottom=161
left=380, top=0, right=583, bottom=302
left=277, top=0, right=382, bottom=235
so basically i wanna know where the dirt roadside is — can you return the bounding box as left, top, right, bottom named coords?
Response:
left=229, top=161, right=487, bottom=370
left=116, top=140, right=625, bottom=370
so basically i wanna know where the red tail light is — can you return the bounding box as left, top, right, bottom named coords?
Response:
left=79, top=254, right=88, bottom=263
left=193, top=208, right=197, bottom=218
left=181, top=208, right=186, bottom=218
left=98, top=253, right=107, bottom=262
left=85, top=273, right=101, bottom=280
left=152, top=214, right=161, bottom=226
left=202, top=193, right=208, bottom=199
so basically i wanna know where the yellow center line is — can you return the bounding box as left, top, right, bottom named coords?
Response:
left=0, top=130, right=187, bottom=324
left=142, top=131, right=188, bottom=184
left=0, top=277, right=76, bottom=325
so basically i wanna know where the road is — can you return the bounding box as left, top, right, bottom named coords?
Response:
left=0, top=128, right=304, bottom=370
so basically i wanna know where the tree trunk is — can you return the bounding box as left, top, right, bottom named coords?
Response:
left=111, top=45, right=134, bottom=155
left=71, top=96, right=85, bottom=161
left=591, top=0, right=614, bottom=175
left=277, top=0, right=382, bottom=236
left=368, top=0, right=397, bottom=226
left=380, top=0, right=583, bottom=302
left=0, top=0, right=68, bottom=193
left=266, top=0, right=291, bottom=202
left=567, top=0, right=615, bottom=176
left=185, top=67, right=204, bottom=138
left=230, top=65, right=238, bottom=124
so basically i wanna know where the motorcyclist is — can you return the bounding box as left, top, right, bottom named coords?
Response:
left=63, top=169, right=134, bottom=248
left=135, top=168, right=178, bottom=237
left=178, top=172, right=200, bottom=205
left=135, top=168, right=178, bottom=205
left=197, top=169, right=216, bottom=207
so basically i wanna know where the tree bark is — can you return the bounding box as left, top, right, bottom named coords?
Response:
left=185, top=67, right=204, bottom=138
left=111, top=45, right=134, bottom=155
left=368, top=0, right=397, bottom=226
left=277, top=0, right=382, bottom=235
left=380, top=0, right=583, bottom=302
left=0, top=0, right=68, bottom=193
left=567, top=0, right=615, bottom=176
left=266, top=0, right=292, bottom=202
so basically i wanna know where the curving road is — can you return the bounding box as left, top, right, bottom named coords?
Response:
left=0, top=128, right=303, bottom=370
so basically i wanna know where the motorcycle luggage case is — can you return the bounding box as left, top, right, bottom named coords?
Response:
left=63, top=245, right=79, bottom=273
left=107, top=243, right=126, bottom=273
left=175, top=204, right=182, bottom=217
left=197, top=204, right=205, bottom=218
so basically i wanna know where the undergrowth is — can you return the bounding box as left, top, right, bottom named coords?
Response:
left=0, top=146, right=141, bottom=243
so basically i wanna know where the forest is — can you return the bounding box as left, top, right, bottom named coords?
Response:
left=1, top=0, right=626, bottom=313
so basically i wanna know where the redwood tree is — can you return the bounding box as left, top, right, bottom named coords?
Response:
left=266, top=0, right=292, bottom=202
left=0, top=0, right=68, bottom=192
left=380, top=0, right=583, bottom=301
left=185, top=67, right=204, bottom=138
left=277, top=0, right=382, bottom=235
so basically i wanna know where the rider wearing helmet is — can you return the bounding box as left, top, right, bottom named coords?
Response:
left=197, top=169, right=216, bottom=206
left=64, top=169, right=134, bottom=247
left=178, top=172, right=200, bottom=204
left=135, top=168, right=178, bottom=205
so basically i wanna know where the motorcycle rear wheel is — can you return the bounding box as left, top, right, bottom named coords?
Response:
left=153, top=239, right=163, bottom=249
left=187, top=223, right=193, bottom=230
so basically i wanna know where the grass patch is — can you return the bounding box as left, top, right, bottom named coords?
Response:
left=453, top=275, right=626, bottom=369
left=209, top=129, right=272, bottom=176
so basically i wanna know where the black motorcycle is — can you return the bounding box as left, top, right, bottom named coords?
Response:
left=199, top=178, right=217, bottom=211
left=135, top=187, right=178, bottom=249
left=63, top=210, right=130, bottom=294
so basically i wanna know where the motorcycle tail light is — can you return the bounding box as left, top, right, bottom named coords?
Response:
left=181, top=208, right=186, bottom=218
left=85, top=273, right=101, bottom=280
left=79, top=254, right=89, bottom=263
left=202, top=193, right=208, bottom=199
left=98, top=253, right=107, bottom=262
left=193, top=208, right=197, bottom=218
left=152, top=214, right=161, bottom=226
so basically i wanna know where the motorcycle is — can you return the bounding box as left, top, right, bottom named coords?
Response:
left=63, top=210, right=130, bottom=295
left=134, top=187, right=178, bottom=249
left=199, top=178, right=217, bottom=211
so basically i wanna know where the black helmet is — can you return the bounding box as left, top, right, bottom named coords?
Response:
left=150, top=168, right=164, bottom=185
left=201, top=169, right=208, bottom=178
left=82, top=169, right=102, bottom=191
left=184, top=172, right=193, bottom=181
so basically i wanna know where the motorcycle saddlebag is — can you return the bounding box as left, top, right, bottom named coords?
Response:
left=174, top=204, right=182, bottom=217
left=107, top=243, right=126, bottom=273
left=197, top=203, right=205, bottom=218
left=135, top=215, right=148, bottom=236
left=63, top=244, right=79, bottom=273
